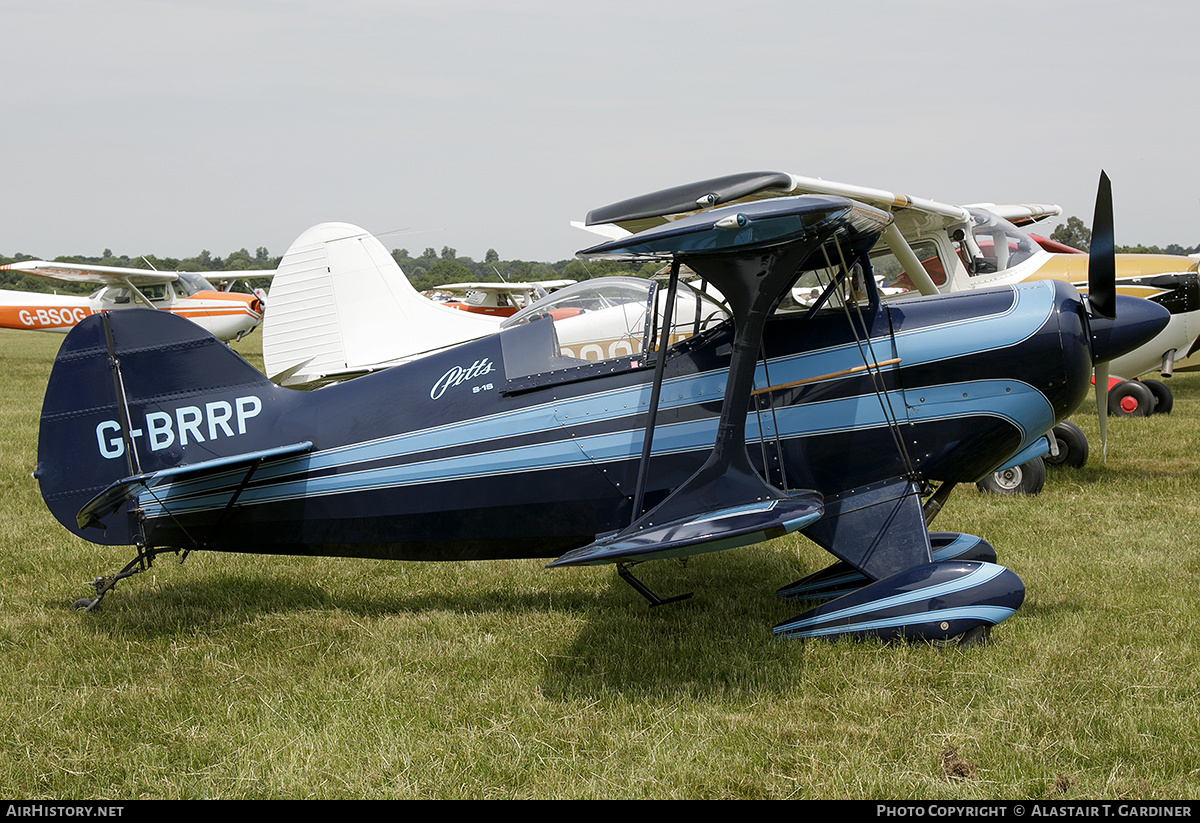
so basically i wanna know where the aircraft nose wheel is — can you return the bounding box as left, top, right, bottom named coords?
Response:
left=976, top=457, right=1046, bottom=496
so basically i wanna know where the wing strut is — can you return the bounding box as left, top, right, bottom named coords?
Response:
left=552, top=199, right=890, bottom=569
left=630, top=260, right=681, bottom=523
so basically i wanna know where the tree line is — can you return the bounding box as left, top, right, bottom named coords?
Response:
left=1047, top=216, right=1197, bottom=256
left=4, top=219, right=1195, bottom=297
left=0, top=243, right=657, bottom=296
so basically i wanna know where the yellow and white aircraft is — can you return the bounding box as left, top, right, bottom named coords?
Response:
left=577, top=171, right=1200, bottom=419
left=0, top=261, right=267, bottom=342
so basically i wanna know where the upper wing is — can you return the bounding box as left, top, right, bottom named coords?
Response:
left=579, top=171, right=975, bottom=242
left=0, top=261, right=180, bottom=287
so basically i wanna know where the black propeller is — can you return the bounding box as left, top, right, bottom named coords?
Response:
left=1088, top=171, right=1117, bottom=320
left=1079, top=172, right=1174, bottom=460
left=1088, top=171, right=1116, bottom=459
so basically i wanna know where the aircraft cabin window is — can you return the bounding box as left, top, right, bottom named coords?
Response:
left=141, top=284, right=170, bottom=302
left=962, top=209, right=1042, bottom=276
left=864, top=240, right=947, bottom=295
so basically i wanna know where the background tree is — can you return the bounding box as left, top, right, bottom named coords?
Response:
left=1050, top=216, right=1092, bottom=252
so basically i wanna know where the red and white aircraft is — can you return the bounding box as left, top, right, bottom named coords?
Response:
left=423, top=280, right=575, bottom=318
left=0, top=261, right=266, bottom=342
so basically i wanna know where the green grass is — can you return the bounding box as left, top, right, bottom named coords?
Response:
left=1, top=327, right=1198, bottom=798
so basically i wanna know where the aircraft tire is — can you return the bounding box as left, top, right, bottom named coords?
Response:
left=1140, top=378, right=1173, bottom=415
left=976, top=457, right=1046, bottom=496
left=1044, top=421, right=1088, bottom=469
left=1107, top=380, right=1155, bottom=418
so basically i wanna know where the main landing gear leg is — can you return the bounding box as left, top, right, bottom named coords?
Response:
left=72, top=543, right=186, bottom=612
left=617, top=563, right=693, bottom=608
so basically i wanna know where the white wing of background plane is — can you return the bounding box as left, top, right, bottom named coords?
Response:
left=434, top=281, right=576, bottom=294
left=261, top=223, right=501, bottom=387
left=0, top=260, right=180, bottom=286
left=576, top=173, right=1065, bottom=298
left=966, top=203, right=1063, bottom=226
left=578, top=173, right=981, bottom=297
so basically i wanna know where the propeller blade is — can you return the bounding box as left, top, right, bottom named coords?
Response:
left=1088, top=171, right=1116, bottom=462
left=1088, top=171, right=1117, bottom=320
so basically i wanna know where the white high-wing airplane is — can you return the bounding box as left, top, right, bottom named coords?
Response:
left=577, top=171, right=1200, bottom=419
left=260, top=223, right=503, bottom=387
left=262, top=221, right=648, bottom=391
left=0, top=261, right=267, bottom=342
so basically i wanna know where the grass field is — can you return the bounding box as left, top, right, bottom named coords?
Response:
left=1, top=326, right=1198, bottom=799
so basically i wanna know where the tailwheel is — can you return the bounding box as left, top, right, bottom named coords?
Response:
left=71, top=545, right=185, bottom=612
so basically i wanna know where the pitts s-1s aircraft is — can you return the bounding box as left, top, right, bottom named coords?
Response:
left=36, top=179, right=1168, bottom=643
left=0, top=260, right=268, bottom=342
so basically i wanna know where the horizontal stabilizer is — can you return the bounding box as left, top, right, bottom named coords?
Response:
left=548, top=493, right=823, bottom=567
left=76, top=441, right=313, bottom=530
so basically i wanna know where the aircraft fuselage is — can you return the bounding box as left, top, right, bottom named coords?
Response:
left=39, top=278, right=1097, bottom=562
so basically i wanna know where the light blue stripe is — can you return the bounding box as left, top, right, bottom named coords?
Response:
left=777, top=605, right=1017, bottom=638
left=139, top=377, right=1046, bottom=518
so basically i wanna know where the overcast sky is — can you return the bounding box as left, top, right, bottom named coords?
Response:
left=3, top=0, right=1198, bottom=264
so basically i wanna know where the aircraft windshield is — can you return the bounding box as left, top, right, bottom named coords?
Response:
left=776, top=262, right=875, bottom=314
left=866, top=240, right=947, bottom=295
left=962, top=208, right=1043, bottom=275
left=499, top=276, right=730, bottom=382
left=176, top=272, right=218, bottom=295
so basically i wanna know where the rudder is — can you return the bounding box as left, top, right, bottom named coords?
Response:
left=36, top=308, right=289, bottom=545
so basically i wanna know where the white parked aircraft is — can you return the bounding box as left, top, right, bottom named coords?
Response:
left=0, top=261, right=266, bottom=342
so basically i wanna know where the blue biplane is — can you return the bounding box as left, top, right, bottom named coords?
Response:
left=35, top=174, right=1167, bottom=643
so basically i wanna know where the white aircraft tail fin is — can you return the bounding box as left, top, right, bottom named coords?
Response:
left=262, top=223, right=500, bottom=386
